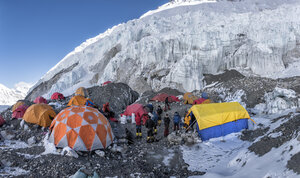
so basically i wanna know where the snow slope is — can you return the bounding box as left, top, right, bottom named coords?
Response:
left=0, top=82, right=32, bottom=105
left=28, top=0, right=300, bottom=100
left=183, top=111, right=300, bottom=178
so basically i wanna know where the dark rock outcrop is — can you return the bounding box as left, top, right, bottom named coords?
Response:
left=87, top=83, right=139, bottom=115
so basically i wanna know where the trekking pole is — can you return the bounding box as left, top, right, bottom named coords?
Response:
left=185, top=120, right=197, bottom=133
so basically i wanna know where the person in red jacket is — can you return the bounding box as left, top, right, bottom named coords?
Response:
left=135, top=112, right=142, bottom=139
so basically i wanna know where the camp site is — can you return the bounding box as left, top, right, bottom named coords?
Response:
left=1, top=0, right=300, bottom=177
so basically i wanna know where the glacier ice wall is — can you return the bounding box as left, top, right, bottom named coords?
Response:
left=27, top=0, right=300, bottom=100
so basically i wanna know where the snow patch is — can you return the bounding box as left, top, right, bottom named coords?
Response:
left=253, top=87, right=298, bottom=114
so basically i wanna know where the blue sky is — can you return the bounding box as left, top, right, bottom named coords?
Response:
left=0, top=0, right=168, bottom=88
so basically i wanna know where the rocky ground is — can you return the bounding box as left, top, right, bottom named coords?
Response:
left=1, top=71, right=300, bottom=177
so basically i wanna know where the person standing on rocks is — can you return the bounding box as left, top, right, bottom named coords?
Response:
left=156, top=105, right=163, bottom=126
left=164, top=96, right=170, bottom=111
left=152, top=111, right=159, bottom=134
left=145, top=112, right=155, bottom=143
left=164, top=113, right=170, bottom=137
left=173, top=112, right=181, bottom=133
left=135, top=112, right=142, bottom=139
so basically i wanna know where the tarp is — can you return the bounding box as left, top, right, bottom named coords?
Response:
left=12, top=101, right=25, bottom=112
left=0, top=116, right=5, bottom=126
left=122, top=103, right=147, bottom=117
left=51, top=92, right=65, bottom=100
left=75, top=87, right=88, bottom=97
left=183, top=92, right=198, bottom=104
left=193, top=98, right=211, bottom=105
left=12, top=105, right=28, bottom=119
left=150, top=93, right=180, bottom=102
left=85, top=98, right=94, bottom=106
left=49, top=106, right=114, bottom=151
left=23, top=104, right=56, bottom=127
left=185, top=102, right=250, bottom=140
left=34, top=96, right=47, bottom=104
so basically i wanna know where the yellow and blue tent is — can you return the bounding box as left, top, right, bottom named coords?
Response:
left=185, top=102, right=251, bottom=141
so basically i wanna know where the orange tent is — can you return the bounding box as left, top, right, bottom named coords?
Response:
left=75, top=87, right=88, bottom=97
left=49, top=106, right=114, bottom=151
left=12, top=101, right=25, bottom=112
left=183, top=92, right=198, bottom=104
left=68, top=95, right=86, bottom=106
left=67, top=95, right=94, bottom=106
left=23, top=104, right=56, bottom=127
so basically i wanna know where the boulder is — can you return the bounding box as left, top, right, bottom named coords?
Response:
left=87, top=83, right=139, bottom=115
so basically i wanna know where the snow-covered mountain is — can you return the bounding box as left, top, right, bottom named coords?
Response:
left=26, top=0, right=300, bottom=101
left=0, top=82, right=32, bottom=105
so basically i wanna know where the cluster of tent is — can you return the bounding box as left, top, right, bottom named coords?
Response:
left=9, top=87, right=114, bottom=151
left=123, top=91, right=252, bottom=141
left=6, top=84, right=253, bottom=150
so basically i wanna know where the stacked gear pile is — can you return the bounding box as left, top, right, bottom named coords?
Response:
left=49, top=106, right=114, bottom=151
left=185, top=102, right=251, bottom=141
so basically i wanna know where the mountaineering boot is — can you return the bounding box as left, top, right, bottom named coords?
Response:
left=139, top=132, right=142, bottom=139
left=147, top=136, right=150, bottom=143
left=154, top=129, right=157, bottom=134
left=136, top=132, right=139, bottom=139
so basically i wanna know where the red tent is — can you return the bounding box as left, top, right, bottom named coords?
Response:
left=34, top=96, right=47, bottom=104
left=122, top=103, right=147, bottom=117
left=150, top=93, right=180, bottom=102
left=51, top=92, right=65, bottom=100
left=193, top=98, right=207, bottom=105
left=102, top=81, right=112, bottom=86
left=12, top=105, right=28, bottom=119
left=0, top=115, right=5, bottom=126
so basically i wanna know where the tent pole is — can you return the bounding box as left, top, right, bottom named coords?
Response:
left=185, top=119, right=197, bottom=133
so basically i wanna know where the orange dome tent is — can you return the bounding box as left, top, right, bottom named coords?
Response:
left=49, top=106, right=114, bottom=151
left=12, top=101, right=25, bottom=112
left=183, top=92, right=198, bottom=104
left=67, top=95, right=95, bottom=106
left=23, top=104, right=56, bottom=127
left=75, top=87, right=88, bottom=97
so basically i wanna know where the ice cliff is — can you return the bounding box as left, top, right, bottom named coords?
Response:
left=27, top=0, right=300, bottom=100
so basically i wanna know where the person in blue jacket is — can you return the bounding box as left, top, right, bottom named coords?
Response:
left=152, top=111, right=159, bottom=134
left=173, top=112, right=181, bottom=132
